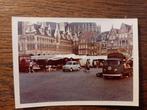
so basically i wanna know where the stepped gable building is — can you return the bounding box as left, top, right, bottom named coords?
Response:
left=69, top=22, right=100, bottom=34
left=78, top=31, right=101, bottom=56
left=107, top=26, right=120, bottom=51
left=96, top=31, right=109, bottom=55
left=107, top=23, right=133, bottom=57
left=77, top=23, right=101, bottom=55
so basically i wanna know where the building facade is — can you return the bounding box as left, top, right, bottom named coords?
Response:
left=18, top=21, right=133, bottom=57
left=78, top=31, right=101, bottom=55
left=18, top=22, right=73, bottom=56
left=96, top=31, right=109, bottom=55
left=69, top=22, right=101, bottom=34
left=106, top=23, right=133, bottom=57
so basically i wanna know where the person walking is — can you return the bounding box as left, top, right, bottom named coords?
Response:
left=96, top=60, right=103, bottom=77
left=29, top=60, right=34, bottom=73
left=85, top=59, right=90, bottom=72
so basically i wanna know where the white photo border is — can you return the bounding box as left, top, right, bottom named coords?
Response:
left=12, top=17, right=139, bottom=108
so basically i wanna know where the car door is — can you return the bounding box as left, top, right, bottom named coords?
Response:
left=72, top=62, right=76, bottom=70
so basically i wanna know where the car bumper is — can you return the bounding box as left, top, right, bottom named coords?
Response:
left=103, top=73, right=122, bottom=77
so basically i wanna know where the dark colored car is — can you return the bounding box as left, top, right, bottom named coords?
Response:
left=102, top=58, right=132, bottom=78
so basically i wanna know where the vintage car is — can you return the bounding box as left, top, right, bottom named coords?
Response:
left=63, top=61, right=81, bottom=72
left=103, top=58, right=123, bottom=78
left=103, top=58, right=132, bottom=78
left=96, top=52, right=133, bottom=79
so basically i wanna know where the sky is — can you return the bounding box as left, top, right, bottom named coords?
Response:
left=25, top=18, right=135, bottom=32
left=95, top=19, right=134, bottom=32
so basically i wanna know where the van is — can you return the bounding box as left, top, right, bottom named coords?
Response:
left=103, top=58, right=132, bottom=78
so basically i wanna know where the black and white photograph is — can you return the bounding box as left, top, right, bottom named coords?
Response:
left=12, top=17, right=139, bottom=108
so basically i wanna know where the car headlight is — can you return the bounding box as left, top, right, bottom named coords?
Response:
left=108, top=66, right=112, bottom=70
left=114, top=68, right=118, bottom=72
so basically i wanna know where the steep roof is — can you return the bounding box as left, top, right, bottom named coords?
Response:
left=120, top=23, right=132, bottom=33
left=96, top=31, right=109, bottom=41
left=79, top=31, right=97, bottom=42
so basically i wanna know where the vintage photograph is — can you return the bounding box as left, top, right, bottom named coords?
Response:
left=12, top=17, right=139, bottom=108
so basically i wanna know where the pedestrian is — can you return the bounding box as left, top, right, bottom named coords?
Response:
left=96, top=60, right=103, bottom=77
left=85, top=59, right=90, bottom=72
left=29, top=60, right=34, bottom=73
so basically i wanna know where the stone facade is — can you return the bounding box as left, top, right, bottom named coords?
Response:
left=18, top=22, right=133, bottom=57
left=107, top=23, right=133, bottom=57
left=78, top=31, right=101, bottom=55
left=18, top=22, right=73, bottom=56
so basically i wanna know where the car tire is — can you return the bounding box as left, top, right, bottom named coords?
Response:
left=78, top=67, right=80, bottom=71
left=96, top=73, right=102, bottom=77
left=103, top=76, right=106, bottom=79
left=120, top=74, right=124, bottom=79
left=96, top=73, right=100, bottom=77
left=70, top=68, right=73, bottom=72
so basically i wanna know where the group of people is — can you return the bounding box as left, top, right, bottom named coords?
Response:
left=84, top=59, right=104, bottom=73
left=29, top=59, right=104, bottom=73
left=28, top=60, right=61, bottom=73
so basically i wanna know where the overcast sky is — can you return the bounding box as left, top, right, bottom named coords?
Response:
left=26, top=18, right=135, bottom=32
left=96, top=19, right=134, bottom=32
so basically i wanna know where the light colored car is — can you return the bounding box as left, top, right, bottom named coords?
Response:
left=63, top=61, right=81, bottom=72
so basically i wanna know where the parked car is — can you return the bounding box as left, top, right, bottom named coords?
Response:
left=103, top=58, right=123, bottom=78
left=32, top=63, right=40, bottom=72
left=63, top=61, right=81, bottom=72
left=103, top=58, right=132, bottom=78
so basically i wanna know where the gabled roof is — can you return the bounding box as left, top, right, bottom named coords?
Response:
left=96, top=31, right=109, bottom=41
left=120, top=23, right=132, bottom=33
left=79, top=32, right=97, bottom=42
left=109, top=28, right=120, bottom=34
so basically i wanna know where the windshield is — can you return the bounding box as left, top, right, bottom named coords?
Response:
left=107, top=60, right=120, bottom=65
left=66, top=62, right=72, bottom=65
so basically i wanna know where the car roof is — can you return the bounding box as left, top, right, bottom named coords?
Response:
left=67, top=61, right=77, bottom=63
left=107, top=58, right=121, bottom=61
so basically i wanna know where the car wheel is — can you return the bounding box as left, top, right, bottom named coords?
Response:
left=77, top=67, right=80, bottom=71
left=120, top=74, right=124, bottom=79
left=96, top=73, right=102, bottom=77
left=103, top=75, right=106, bottom=79
left=70, top=68, right=73, bottom=72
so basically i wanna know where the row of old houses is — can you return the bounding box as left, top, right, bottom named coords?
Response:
left=78, top=23, right=133, bottom=57
left=107, top=24, right=133, bottom=56
left=18, top=21, right=133, bottom=58
left=18, top=22, right=100, bottom=56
